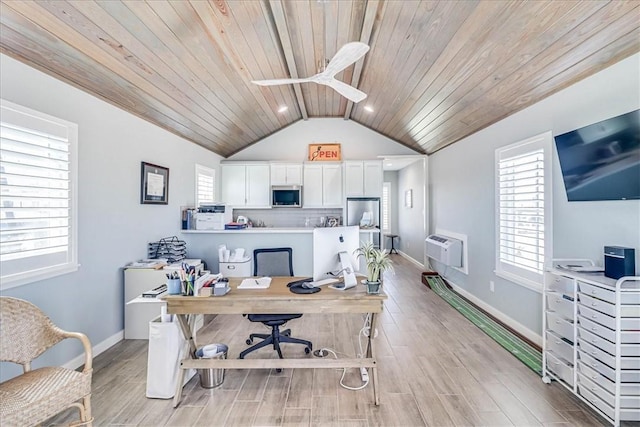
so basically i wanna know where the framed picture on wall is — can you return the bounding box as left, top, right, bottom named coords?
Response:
left=404, top=189, right=413, bottom=208
left=141, top=162, right=169, bottom=205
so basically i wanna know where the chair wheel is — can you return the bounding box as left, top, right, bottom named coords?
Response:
left=246, top=339, right=252, bottom=345
left=276, top=368, right=282, bottom=373
left=305, top=347, right=311, bottom=354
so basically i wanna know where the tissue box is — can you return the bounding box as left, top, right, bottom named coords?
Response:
left=219, top=257, right=251, bottom=277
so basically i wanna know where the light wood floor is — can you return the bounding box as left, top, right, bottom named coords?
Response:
left=49, top=254, right=621, bottom=426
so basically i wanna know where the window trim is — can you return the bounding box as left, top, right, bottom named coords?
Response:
left=0, top=99, right=79, bottom=290
left=494, top=131, right=553, bottom=294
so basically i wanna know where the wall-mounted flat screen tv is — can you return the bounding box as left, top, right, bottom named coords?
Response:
left=554, top=109, right=640, bottom=201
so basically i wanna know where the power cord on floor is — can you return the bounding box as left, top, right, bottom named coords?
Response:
left=316, top=314, right=373, bottom=391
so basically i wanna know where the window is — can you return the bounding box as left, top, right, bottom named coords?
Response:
left=382, top=182, right=391, bottom=233
left=1, top=100, right=78, bottom=289
left=495, top=131, right=552, bottom=292
left=195, top=164, right=215, bottom=207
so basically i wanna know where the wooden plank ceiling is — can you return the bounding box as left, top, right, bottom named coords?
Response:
left=1, top=0, right=638, bottom=158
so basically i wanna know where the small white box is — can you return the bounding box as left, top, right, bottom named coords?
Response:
left=219, top=257, right=252, bottom=277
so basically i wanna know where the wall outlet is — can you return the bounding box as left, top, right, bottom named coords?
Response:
left=489, top=281, right=495, bottom=292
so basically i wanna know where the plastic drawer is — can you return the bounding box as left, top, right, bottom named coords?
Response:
left=546, top=273, right=574, bottom=294
left=577, top=372, right=640, bottom=409
left=546, top=311, right=574, bottom=342
left=578, top=281, right=640, bottom=305
left=578, top=340, right=640, bottom=373
left=578, top=304, right=640, bottom=330
left=578, top=294, right=639, bottom=318
left=578, top=328, right=640, bottom=356
left=577, top=361, right=640, bottom=396
left=546, top=292, right=574, bottom=320
left=546, top=351, right=574, bottom=387
left=578, top=316, right=640, bottom=344
left=545, top=330, right=574, bottom=363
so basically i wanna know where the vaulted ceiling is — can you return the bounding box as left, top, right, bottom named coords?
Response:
left=1, top=1, right=638, bottom=158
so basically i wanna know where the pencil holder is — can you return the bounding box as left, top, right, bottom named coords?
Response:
left=167, top=278, right=181, bottom=295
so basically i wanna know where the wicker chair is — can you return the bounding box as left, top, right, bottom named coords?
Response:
left=0, top=297, right=93, bottom=426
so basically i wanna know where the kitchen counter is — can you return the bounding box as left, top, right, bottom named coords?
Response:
left=182, top=227, right=380, bottom=234
left=181, top=227, right=379, bottom=277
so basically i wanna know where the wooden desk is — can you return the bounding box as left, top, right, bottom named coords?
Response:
left=163, top=277, right=386, bottom=407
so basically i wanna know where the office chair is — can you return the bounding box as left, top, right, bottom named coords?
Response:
left=239, top=248, right=312, bottom=360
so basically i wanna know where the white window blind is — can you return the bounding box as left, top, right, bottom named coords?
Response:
left=382, top=182, right=391, bottom=232
left=195, top=164, right=215, bottom=207
left=1, top=100, right=78, bottom=289
left=495, top=131, right=552, bottom=292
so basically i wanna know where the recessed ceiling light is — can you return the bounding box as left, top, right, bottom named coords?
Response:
left=277, top=105, right=288, bottom=113
left=364, top=105, right=374, bottom=113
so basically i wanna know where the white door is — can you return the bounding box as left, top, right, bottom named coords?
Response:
left=285, top=164, right=303, bottom=185
left=363, top=161, right=383, bottom=197
left=246, top=164, right=270, bottom=207
left=221, top=164, right=246, bottom=207
left=322, top=164, right=343, bottom=207
left=303, top=164, right=323, bottom=207
left=270, top=164, right=288, bottom=186
left=344, top=161, right=364, bottom=197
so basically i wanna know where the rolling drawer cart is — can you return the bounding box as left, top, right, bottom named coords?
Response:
left=542, top=258, right=640, bottom=426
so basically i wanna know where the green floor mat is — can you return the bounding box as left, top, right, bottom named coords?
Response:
left=425, top=274, right=542, bottom=375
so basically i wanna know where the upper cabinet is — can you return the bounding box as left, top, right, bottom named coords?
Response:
left=344, top=160, right=383, bottom=197
left=221, top=163, right=270, bottom=208
left=303, top=163, right=343, bottom=208
left=270, top=163, right=302, bottom=186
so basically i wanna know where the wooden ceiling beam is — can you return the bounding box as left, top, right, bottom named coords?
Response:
left=344, top=0, right=380, bottom=120
left=267, top=0, right=308, bottom=120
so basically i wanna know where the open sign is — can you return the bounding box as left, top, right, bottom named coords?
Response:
left=308, top=143, right=342, bottom=161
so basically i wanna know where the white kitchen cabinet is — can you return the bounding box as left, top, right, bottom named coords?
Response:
left=221, top=163, right=270, bottom=208
left=542, top=260, right=640, bottom=426
left=344, top=160, right=382, bottom=197
left=303, top=163, right=343, bottom=208
left=271, top=163, right=302, bottom=186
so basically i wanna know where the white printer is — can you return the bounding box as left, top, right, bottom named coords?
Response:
left=195, top=204, right=232, bottom=230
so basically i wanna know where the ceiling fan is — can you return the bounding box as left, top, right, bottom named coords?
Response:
left=251, top=42, right=370, bottom=103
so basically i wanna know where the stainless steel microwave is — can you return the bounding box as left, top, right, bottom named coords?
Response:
left=272, top=186, right=302, bottom=207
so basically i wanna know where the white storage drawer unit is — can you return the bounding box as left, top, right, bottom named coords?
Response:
left=219, top=258, right=252, bottom=277
left=543, top=263, right=640, bottom=426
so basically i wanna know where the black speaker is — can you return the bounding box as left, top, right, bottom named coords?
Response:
left=604, top=246, right=635, bottom=280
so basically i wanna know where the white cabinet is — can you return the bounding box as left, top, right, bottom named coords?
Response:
left=221, top=163, right=270, bottom=208
left=124, top=268, right=167, bottom=339
left=543, top=262, right=640, bottom=426
left=303, top=163, right=343, bottom=208
left=271, top=163, right=302, bottom=186
left=344, top=160, right=383, bottom=197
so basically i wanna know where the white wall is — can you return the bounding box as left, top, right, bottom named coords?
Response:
left=429, top=53, right=640, bottom=339
left=0, top=54, right=222, bottom=380
left=228, top=118, right=419, bottom=161
left=398, top=159, right=428, bottom=264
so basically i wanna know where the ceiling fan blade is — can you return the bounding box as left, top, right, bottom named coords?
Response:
left=323, top=78, right=367, bottom=103
left=251, top=78, right=310, bottom=86
left=322, top=42, right=370, bottom=77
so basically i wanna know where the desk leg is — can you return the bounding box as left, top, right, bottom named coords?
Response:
left=173, top=314, right=196, bottom=408
left=366, top=312, right=380, bottom=405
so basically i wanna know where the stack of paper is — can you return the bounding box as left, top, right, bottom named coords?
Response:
left=238, top=277, right=272, bottom=289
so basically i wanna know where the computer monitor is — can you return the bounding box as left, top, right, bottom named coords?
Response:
left=312, top=226, right=360, bottom=288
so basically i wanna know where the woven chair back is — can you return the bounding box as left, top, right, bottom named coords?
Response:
left=0, top=297, right=64, bottom=366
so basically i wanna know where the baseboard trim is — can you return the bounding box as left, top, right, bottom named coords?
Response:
left=63, top=330, right=124, bottom=370
left=428, top=274, right=542, bottom=347
left=397, top=250, right=424, bottom=269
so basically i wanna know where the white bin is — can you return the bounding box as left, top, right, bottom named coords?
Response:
left=146, top=316, right=196, bottom=399
left=219, top=257, right=252, bottom=277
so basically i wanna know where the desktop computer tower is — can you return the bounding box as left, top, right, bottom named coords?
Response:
left=604, top=246, right=635, bottom=280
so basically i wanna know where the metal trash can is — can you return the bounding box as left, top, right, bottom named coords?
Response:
left=196, top=344, right=228, bottom=389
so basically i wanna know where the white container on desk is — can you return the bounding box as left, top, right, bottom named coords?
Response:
left=219, top=257, right=252, bottom=277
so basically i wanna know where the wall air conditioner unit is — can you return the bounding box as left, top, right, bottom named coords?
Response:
left=425, top=234, right=462, bottom=267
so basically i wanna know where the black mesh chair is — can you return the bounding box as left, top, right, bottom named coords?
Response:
left=239, top=248, right=312, bottom=360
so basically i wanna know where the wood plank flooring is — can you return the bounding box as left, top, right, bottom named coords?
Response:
left=48, top=255, right=621, bottom=426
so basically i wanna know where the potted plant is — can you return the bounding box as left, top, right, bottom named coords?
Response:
left=355, top=241, right=394, bottom=294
